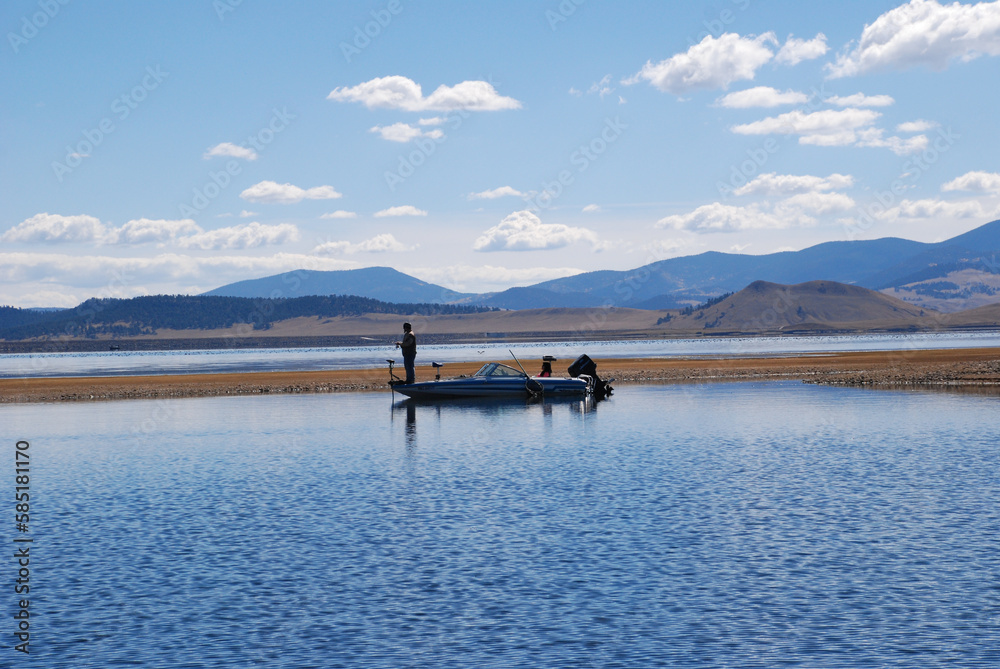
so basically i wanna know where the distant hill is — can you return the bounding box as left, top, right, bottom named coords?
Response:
left=658, top=280, right=931, bottom=332
left=0, top=294, right=494, bottom=340
left=197, top=220, right=1000, bottom=312
left=477, top=219, right=1000, bottom=310
left=203, top=267, right=474, bottom=303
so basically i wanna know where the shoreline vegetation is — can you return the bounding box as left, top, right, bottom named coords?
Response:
left=2, top=348, right=999, bottom=404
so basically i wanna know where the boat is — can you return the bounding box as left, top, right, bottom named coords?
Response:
left=387, top=354, right=613, bottom=400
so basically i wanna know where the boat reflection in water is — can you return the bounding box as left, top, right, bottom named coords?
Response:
left=391, top=393, right=602, bottom=449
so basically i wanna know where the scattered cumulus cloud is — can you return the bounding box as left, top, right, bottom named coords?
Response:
left=404, top=264, right=584, bottom=293
left=588, top=74, right=615, bottom=98
left=369, top=122, right=444, bottom=143
left=203, top=142, right=258, bottom=161
left=827, top=0, right=1000, bottom=78
left=728, top=108, right=926, bottom=154
left=239, top=210, right=257, bottom=218
left=473, top=210, right=600, bottom=251
left=240, top=181, right=342, bottom=204
left=468, top=186, right=526, bottom=200
left=374, top=205, right=428, bottom=217
left=582, top=204, right=601, bottom=213
left=875, top=198, right=996, bottom=221
left=825, top=93, right=895, bottom=107
left=327, top=75, right=521, bottom=111
left=897, top=120, right=938, bottom=133
left=716, top=86, right=810, bottom=108
left=731, top=108, right=881, bottom=141
left=774, top=33, right=829, bottom=65
left=624, top=32, right=777, bottom=95
left=1, top=213, right=109, bottom=244
left=942, top=171, right=1000, bottom=193
left=657, top=203, right=786, bottom=232
left=0, top=252, right=361, bottom=305
left=418, top=117, right=446, bottom=126
left=320, top=210, right=358, bottom=219
left=313, top=233, right=413, bottom=255
left=113, top=218, right=202, bottom=245
left=175, top=222, right=300, bottom=250
left=734, top=173, right=855, bottom=197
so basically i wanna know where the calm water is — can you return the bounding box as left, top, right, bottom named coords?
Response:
left=4, top=330, right=1000, bottom=378
left=5, top=382, right=999, bottom=667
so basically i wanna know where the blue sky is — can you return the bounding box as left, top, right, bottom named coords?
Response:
left=2, top=0, right=1000, bottom=307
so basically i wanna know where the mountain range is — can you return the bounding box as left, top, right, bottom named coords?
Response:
left=204, top=220, right=1000, bottom=313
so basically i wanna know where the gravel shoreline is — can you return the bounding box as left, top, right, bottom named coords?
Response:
left=2, top=348, right=999, bottom=403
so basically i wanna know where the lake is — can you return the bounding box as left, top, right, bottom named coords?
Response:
left=5, top=382, right=999, bottom=667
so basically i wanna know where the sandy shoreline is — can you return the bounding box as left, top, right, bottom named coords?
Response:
left=3, top=348, right=999, bottom=403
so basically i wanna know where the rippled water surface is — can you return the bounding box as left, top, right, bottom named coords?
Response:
left=6, top=382, right=1000, bottom=667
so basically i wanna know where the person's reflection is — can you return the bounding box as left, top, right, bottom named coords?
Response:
left=405, top=401, right=417, bottom=449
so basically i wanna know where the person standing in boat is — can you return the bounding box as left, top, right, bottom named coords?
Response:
left=395, top=322, right=416, bottom=384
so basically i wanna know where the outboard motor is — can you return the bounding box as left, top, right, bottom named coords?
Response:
left=567, top=354, right=613, bottom=399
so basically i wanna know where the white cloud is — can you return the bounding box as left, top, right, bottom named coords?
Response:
left=114, top=218, right=202, bottom=245
left=732, top=108, right=881, bottom=138
left=731, top=108, right=901, bottom=148
left=203, top=142, right=258, bottom=161
left=941, top=170, right=1000, bottom=193
left=897, top=120, right=937, bottom=133
left=2, top=213, right=110, bottom=244
left=827, top=0, right=1000, bottom=78
left=467, top=186, right=526, bottom=200
left=876, top=198, right=993, bottom=221
left=418, top=116, right=446, bottom=126
left=240, top=181, right=342, bottom=204
left=327, top=75, right=521, bottom=111
left=716, top=86, right=810, bottom=108
left=588, top=74, right=615, bottom=98
left=825, top=93, right=895, bottom=107
left=657, top=203, right=787, bottom=232
left=0, top=252, right=361, bottom=301
left=854, top=127, right=929, bottom=155
left=625, top=32, right=777, bottom=94
left=239, top=210, right=257, bottom=218
left=473, top=210, right=600, bottom=251
left=734, top=173, right=855, bottom=197
left=369, top=122, right=444, bottom=143
left=407, top=264, right=584, bottom=293
left=320, top=210, right=358, bottom=219
left=313, top=233, right=413, bottom=255
left=775, top=33, right=829, bottom=65
left=775, top=192, right=856, bottom=217
left=176, top=222, right=300, bottom=250
left=582, top=204, right=601, bottom=213
left=374, top=205, right=428, bottom=218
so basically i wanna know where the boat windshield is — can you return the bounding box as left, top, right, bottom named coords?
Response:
left=472, top=363, right=526, bottom=378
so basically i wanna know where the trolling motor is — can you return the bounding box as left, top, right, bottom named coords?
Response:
left=386, top=359, right=403, bottom=387
left=432, top=362, right=444, bottom=380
